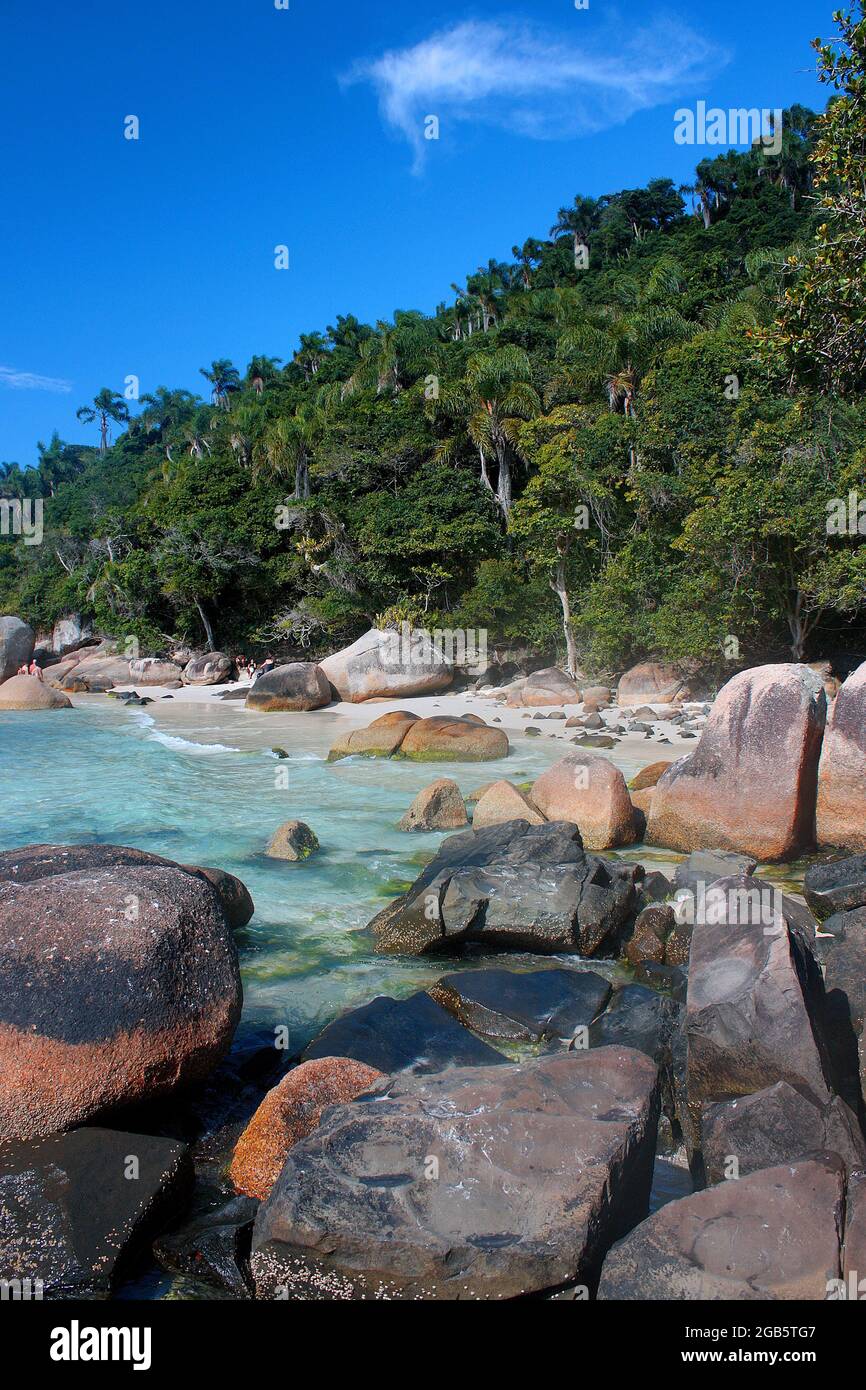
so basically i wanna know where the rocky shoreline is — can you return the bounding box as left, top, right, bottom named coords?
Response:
left=2, top=653, right=866, bottom=1300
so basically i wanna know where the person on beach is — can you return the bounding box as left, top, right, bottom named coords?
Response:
left=28, top=660, right=43, bottom=681
left=253, top=654, right=276, bottom=684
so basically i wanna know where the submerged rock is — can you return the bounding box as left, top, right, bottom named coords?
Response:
left=153, top=1188, right=258, bottom=1299
left=302, top=991, right=505, bottom=1073
left=251, top=1048, right=660, bottom=1301
left=0, top=1127, right=192, bottom=1298
left=429, top=967, right=611, bottom=1043
left=266, top=820, right=320, bottom=861
left=598, top=1155, right=846, bottom=1300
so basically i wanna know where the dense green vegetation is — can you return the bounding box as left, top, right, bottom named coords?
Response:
left=2, top=6, right=864, bottom=679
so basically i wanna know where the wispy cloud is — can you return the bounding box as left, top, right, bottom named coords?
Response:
left=346, top=15, right=729, bottom=171
left=0, top=366, right=72, bottom=393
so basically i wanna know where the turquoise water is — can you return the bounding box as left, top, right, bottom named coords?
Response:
left=0, top=698, right=617, bottom=1054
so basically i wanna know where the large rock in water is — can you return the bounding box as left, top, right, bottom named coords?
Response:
left=598, top=1156, right=845, bottom=1300
left=0, top=1127, right=192, bottom=1299
left=685, top=876, right=832, bottom=1113
left=429, top=967, right=612, bottom=1043
left=229, top=1057, right=384, bottom=1200
left=302, top=991, right=506, bottom=1073
left=0, top=843, right=253, bottom=932
left=701, top=1081, right=866, bottom=1185
left=251, top=1048, right=660, bottom=1300
left=617, top=661, right=691, bottom=706
left=0, top=674, right=72, bottom=710
left=398, top=715, right=508, bottom=762
left=0, top=615, right=35, bottom=683
left=369, top=819, right=637, bottom=957
left=246, top=662, right=331, bottom=712
left=327, top=710, right=419, bottom=761
left=531, top=754, right=635, bottom=851
left=397, top=778, right=468, bottom=832
left=472, top=780, right=545, bottom=828
left=320, top=627, right=452, bottom=703
left=816, top=659, right=866, bottom=850
left=182, top=651, right=235, bottom=685
left=0, top=860, right=242, bottom=1141
left=505, top=667, right=581, bottom=707
left=647, top=664, right=826, bottom=860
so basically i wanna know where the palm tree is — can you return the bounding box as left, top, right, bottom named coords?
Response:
left=292, top=333, right=328, bottom=382
left=139, top=387, right=199, bottom=438
left=434, top=347, right=541, bottom=519
left=76, top=388, right=129, bottom=454
left=253, top=404, right=326, bottom=499
left=200, top=360, right=240, bottom=410
left=550, top=196, right=600, bottom=268
left=245, top=356, right=283, bottom=396
left=511, top=238, right=544, bottom=290
left=343, top=313, right=433, bottom=397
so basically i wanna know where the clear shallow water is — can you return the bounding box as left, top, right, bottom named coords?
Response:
left=0, top=697, right=628, bottom=1054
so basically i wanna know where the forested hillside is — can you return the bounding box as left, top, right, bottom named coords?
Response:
left=2, top=7, right=864, bottom=679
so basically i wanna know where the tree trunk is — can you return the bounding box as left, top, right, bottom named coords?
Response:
left=550, top=556, right=578, bottom=678
left=294, top=454, right=310, bottom=500
left=494, top=444, right=512, bottom=519
left=194, top=596, right=216, bottom=651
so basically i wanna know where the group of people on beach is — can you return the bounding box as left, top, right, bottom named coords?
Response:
left=234, top=655, right=276, bottom=685
left=17, top=659, right=43, bottom=680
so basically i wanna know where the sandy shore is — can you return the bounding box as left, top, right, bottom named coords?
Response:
left=96, top=679, right=705, bottom=775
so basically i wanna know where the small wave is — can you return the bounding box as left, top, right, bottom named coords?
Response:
left=128, top=709, right=240, bottom=755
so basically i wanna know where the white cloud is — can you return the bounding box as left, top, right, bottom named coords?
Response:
left=346, top=15, right=729, bottom=171
left=0, top=366, right=72, bottom=393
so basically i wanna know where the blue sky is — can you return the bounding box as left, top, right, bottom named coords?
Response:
left=0, top=0, right=833, bottom=465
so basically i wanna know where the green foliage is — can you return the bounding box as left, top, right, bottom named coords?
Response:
left=3, top=35, right=865, bottom=675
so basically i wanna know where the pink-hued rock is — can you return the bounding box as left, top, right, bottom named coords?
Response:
left=531, top=754, right=635, bottom=851
left=229, top=1057, right=384, bottom=1200
left=598, top=1156, right=846, bottom=1301
left=505, top=667, right=581, bottom=707
left=816, top=660, right=866, bottom=851
left=647, top=664, right=826, bottom=861
left=616, top=662, right=690, bottom=706
left=320, top=628, right=452, bottom=703
left=0, top=675, right=72, bottom=710
left=398, top=779, right=469, bottom=832
left=472, top=780, right=546, bottom=828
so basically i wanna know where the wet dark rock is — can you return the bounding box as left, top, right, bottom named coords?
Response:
left=302, top=990, right=506, bottom=1074
left=252, top=1048, right=660, bottom=1301
left=429, top=967, right=611, bottom=1043
left=804, top=854, right=866, bottom=919
left=369, top=819, right=636, bottom=958
left=0, top=1127, right=192, bottom=1299
left=153, top=1188, right=258, bottom=1299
